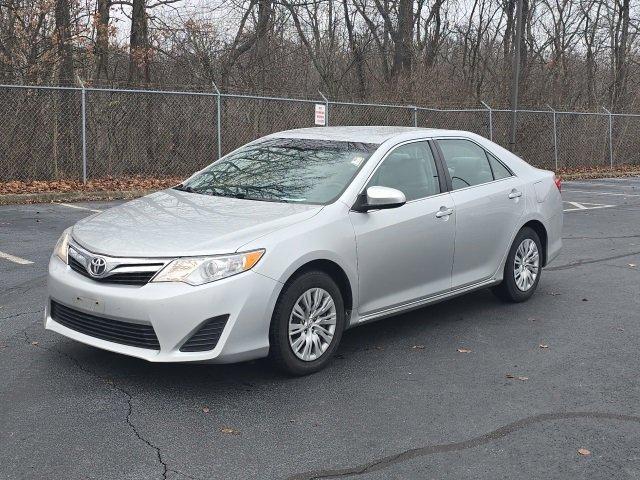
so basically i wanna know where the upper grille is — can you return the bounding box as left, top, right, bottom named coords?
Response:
left=51, top=301, right=160, bottom=350
left=69, top=254, right=162, bottom=286
left=180, top=315, right=229, bottom=352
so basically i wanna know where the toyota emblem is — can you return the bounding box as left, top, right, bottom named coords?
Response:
left=88, top=257, right=107, bottom=276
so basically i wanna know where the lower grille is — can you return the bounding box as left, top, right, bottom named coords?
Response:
left=180, top=315, right=229, bottom=352
left=69, top=256, right=160, bottom=286
left=51, top=301, right=160, bottom=350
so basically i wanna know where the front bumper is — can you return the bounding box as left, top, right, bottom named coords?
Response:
left=45, top=256, right=282, bottom=363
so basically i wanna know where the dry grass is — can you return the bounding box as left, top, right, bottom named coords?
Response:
left=1, top=166, right=639, bottom=196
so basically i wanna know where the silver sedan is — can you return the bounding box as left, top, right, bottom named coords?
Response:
left=46, top=127, right=563, bottom=375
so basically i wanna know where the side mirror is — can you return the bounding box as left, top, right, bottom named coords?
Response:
left=352, top=186, right=406, bottom=212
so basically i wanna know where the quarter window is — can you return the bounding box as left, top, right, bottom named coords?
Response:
left=487, top=152, right=512, bottom=180
left=368, top=142, right=440, bottom=201
left=437, top=139, right=494, bottom=190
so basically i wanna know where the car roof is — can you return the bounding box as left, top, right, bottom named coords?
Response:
left=267, top=126, right=453, bottom=144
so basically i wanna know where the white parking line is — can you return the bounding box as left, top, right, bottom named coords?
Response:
left=56, top=203, right=102, bottom=213
left=0, top=251, right=34, bottom=265
left=563, top=189, right=640, bottom=197
left=563, top=201, right=615, bottom=212
left=564, top=181, right=638, bottom=189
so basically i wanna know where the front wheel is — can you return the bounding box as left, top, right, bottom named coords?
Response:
left=492, top=227, right=542, bottom=303
left=269, top=271, right=345, bottom=376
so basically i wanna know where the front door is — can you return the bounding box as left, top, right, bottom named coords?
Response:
left=349, top=141, right=456, bottom=316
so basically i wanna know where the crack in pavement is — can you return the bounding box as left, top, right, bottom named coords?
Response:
left=0, top=274, right=47, bottom=301
left=285, top=412, right=640, bottom=480
left=546, top=250, right=640, bottom=271
left=21, top=329, right=171, bottom=480
left=0, top=309, right=44, bottom=321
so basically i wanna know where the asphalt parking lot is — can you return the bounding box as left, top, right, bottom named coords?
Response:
left=1, top=178, right=640, bottom=480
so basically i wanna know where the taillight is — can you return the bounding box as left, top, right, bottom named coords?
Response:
left=554, top=175, right=562, bottom=192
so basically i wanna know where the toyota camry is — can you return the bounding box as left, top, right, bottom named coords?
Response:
left=46, top=127, right=562, bottom=375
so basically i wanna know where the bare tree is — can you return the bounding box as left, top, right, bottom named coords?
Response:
left=54, top=0, right=74, bottom=85
left=128, top=0, right=151, bottom=84
left=609, top=0, right=631, bottom=110
left=94, top=0, right=111, bottom=81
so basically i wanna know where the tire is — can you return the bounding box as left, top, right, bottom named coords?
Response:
left=491, top=227, right=542, bottom=303
left=269, top=270, right=345, bottom=376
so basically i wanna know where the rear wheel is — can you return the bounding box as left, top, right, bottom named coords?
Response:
left=269, top=271, right=345, bottom=376
left=492, top=227, right=542, bottom=303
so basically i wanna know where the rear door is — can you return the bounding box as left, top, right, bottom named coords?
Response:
left=435, top=138, right=525, bottom=288
left=349, top=140, right=455, bottom=316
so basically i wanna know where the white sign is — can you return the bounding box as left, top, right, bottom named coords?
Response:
left=314, top=104, right=326, bottom=126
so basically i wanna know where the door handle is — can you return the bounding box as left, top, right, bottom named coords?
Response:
left=436, top=207, right=454, bottom=218
left=508, top=190, right=522, bottom=199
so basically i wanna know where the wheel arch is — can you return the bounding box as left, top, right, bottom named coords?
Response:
left=521, top=219, right=548, bottom=266
left=282, top=259, right=354, bottom=321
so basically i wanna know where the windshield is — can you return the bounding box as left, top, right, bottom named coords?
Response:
left=178, top=138, right=379, bottom=204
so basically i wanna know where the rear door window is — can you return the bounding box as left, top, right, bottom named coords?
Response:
left=437, top=139, right=494, bottom=190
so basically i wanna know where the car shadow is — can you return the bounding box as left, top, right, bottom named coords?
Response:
left=50, top=287, right=513, bottom=394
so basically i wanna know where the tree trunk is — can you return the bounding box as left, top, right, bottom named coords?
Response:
left=343, top=0, right=366, bottom=98
left=611, top=0, right=630, bottom=111
left=55, top=0, right=74, bottom=85
left=128, top=0, right=150, bottom=85
left=424, top=0, right=443, bottom=69
left=54, top=0, right=75, bottom=179
left=390, top=0, right=413, bottom=79
left=94, top=0, right=110, bottom=82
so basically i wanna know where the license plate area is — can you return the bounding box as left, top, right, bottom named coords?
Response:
left=72, top=295, right=104, bottom=314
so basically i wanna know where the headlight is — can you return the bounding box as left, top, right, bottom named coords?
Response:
left=151, top=249, right=265, bottom=286
left=53, top=228, right=72, bottom=264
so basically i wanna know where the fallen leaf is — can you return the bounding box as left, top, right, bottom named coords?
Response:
left=539, top=344, right=549, bottom=349
left=31, top=341, right=38, bottom=346
left=457, top=348, right=472, bottom=353
left=577, top=448, right=591, bottom=456
left=202, top=406, right=210, bottom=413
left=582, top=298, right=588, bottom=302
left=629, top=263, right=636, bottom=268
left=412, top=345, right=425, bottom=349
left=220, top=426, right=239, bottom=435
left=549, top=292, right=561, bottom=296
left=506, top=374, right=528, bottom=381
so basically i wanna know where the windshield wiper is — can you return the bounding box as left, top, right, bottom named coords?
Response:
left=221, top=192, right=290, bottom=203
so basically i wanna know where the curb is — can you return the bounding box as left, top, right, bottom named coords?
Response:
left=560, top=171, right=640, bottom=180
left=0, top=189, right=156, bottom=205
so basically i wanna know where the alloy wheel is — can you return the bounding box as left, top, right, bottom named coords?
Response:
left=513, top=238, right=539, bottom=292
left=288, top=288, right=337, bottom=361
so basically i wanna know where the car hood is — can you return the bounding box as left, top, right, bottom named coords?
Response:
left=72, top=189, right=322, bottom=257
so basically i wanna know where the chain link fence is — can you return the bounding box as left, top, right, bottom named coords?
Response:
left=1, top=84, right=639, bottom=183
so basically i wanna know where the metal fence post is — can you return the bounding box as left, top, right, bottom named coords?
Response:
left=602, top=106, right=613, bottom=168
left=412, top=106, right=418, bottom=127
left=76, top=76, right=87, bottom=184
left=480, top=101, right=493, bottom=141
left=212, top=81, right=222, bottom=159
left=546, top=105, right=558, bottom=171
left=318, top=90, right=329, bottom=126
